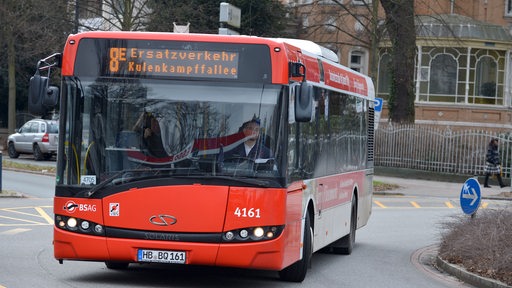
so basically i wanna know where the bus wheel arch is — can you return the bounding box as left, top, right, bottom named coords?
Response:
left=328, top=189, right=358, bottom=255
left=278, top=202, right=314, bottom=282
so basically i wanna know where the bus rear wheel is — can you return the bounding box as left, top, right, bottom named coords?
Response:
left=279, top=213, right=312, bottom=282
left=330, top=196, right=357, bottom=255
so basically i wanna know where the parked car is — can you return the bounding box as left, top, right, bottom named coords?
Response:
left=7, top=119, right=59, bottom=161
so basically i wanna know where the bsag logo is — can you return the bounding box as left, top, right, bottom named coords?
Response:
left=63, top=201, right=97, bottom=214
left=63, top=201, right=78, bottom=213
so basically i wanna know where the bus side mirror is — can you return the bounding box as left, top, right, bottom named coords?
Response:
left=295, top=82, right=313, bottom=122
left=44, top=86, right=59, bottom=107
left=28, top=73, right=59, bottom=116
left=28, top=53, right=61, bottom=116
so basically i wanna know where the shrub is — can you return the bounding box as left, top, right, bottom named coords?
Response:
left=438, top=209, right=512, bottom=286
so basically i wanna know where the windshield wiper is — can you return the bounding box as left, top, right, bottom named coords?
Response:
left=189, top=175, right=274, bottom=187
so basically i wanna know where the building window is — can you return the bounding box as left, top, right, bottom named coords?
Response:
left=302, top=13, right=310, bottom=28
left=506, top=0, right=512, bottom=16
left=349, top=50, right=367, bottom=74
left=429, top=54, right=457, bottom=96
left=78, top=0, right=102, bottom=19
left=352, top=0, right=372, bottom=5
left=325, top=15, right=337, bottom=32
left=377, top=53, right=392, bottom=98
left=319, top=0, right=338, bottom=4
left=475, top=56, right=498, bottom=103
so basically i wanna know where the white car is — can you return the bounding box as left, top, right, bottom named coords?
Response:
left=7, top=119, right=59, bottom=161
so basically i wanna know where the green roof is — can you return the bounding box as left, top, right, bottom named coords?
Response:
left=415, top=14, right=512, bottom=42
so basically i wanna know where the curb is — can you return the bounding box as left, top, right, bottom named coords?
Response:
left=2, top=167, right=55, bottom=177
left=436, top=256, right=512, bottom=288
left=0, top=191, right=25, bottom=198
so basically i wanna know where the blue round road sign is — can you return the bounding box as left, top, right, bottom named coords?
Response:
left=460, top=178, right=481, bottom=215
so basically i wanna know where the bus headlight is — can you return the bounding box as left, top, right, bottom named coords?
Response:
left=94, top=224, right=103, bottom=234
left=55, top=214, right=105, bottom=236
left=225, top=231, right=234, bottom=240
left=67, top=217, right=77, bottom=228
left=253, top=227, right=264, bottom=238
left=80, top=221, right=90, bottom=230
left=222, top=225, right=284, bottom=242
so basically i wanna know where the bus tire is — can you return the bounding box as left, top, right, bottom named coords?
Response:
left=278, top=212, right=312, bottom=282
left=331, top=196, right=357, bottom=255
left=105, top=261, right=129, bottom=269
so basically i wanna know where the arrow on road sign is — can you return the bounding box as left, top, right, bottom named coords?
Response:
left=461, top=182, right=479, bottom=206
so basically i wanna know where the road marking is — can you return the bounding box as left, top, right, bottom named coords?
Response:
left=481, top=202, right=489, bottom=208
left=0, top=206, right=53, bottom=226
left=373, top=201, right=387, bottom=208
left=0, top=214, right=47, bottom=224
left=410, top=201, right=421, bottom=208
left=35, top=207, right=54, bottom=225
left=0, top=228, right=31, bottom=235
left=445, top=201, right=455, bottom=208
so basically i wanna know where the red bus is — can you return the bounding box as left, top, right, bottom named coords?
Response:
left=29, top=31, right=374, bottom=282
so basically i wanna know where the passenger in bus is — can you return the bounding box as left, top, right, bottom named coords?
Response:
left=133, top=112, right=168, bottom=158
left=225, top=118, right=272, bottom=160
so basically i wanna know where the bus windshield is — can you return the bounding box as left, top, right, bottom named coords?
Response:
left=57, top=77, right=286, bottom=192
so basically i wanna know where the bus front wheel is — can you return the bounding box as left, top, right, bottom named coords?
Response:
left=278, top=213, right=312, bottom=282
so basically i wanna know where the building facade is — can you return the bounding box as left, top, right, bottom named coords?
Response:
left=286, top=0, right=512, bottom=130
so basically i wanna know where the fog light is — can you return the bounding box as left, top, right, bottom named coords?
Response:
left=266, top=231, right=274, bottom=238
left=67, top=218, right=77, bottom=228
left=58, top=220, right=66, bottom=227
left=239, top=230, right=248, bottom=238
left=225, top=231, right=234, bottom=240
left=81, top=221, right=90, bottom=230
left=253, top=227, right=264, bottom=238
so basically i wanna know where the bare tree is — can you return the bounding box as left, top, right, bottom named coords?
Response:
left=77, top=0, right=152, bottom=31
left=289, top=0, right=416, bottom=123
left=288, top=1, right=382, bottom=79
left=380, top=0, right=416, bottom=123
left=0, top=0, right=71, bottom=132
left=146, top=0, right=288, bottom=36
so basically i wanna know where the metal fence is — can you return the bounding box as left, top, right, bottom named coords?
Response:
left=375, top=124, right=512, bottom=178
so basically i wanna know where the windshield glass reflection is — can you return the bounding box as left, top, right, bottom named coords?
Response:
left=58, top=78, right=285, bottom=189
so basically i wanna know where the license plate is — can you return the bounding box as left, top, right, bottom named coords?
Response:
left=137, top=249, right=186, bottom=264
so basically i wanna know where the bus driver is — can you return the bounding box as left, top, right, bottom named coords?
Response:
left=225, top=118, right=272, bottom=160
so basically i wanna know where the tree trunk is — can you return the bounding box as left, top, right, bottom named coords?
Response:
left=380, top=0, right=416, bottom=123
left=7, top=31, right=16, bottom=133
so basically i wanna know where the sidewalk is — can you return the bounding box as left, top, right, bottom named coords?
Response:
left=374, top=174, right=512, bottom=288
left=374, top=175, right=512, bottom=200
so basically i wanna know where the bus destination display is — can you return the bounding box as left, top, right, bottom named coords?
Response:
left=108, top=47, right=239, bottom=79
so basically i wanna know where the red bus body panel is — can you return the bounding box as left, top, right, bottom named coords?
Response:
left=54, top=185, right=303, bottom=270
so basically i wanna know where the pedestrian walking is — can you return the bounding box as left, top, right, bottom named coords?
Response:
left=483, top=138, right=506, bottom=188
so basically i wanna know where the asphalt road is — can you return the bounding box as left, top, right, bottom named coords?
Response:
left=3, top=159, right=509, bottom=287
